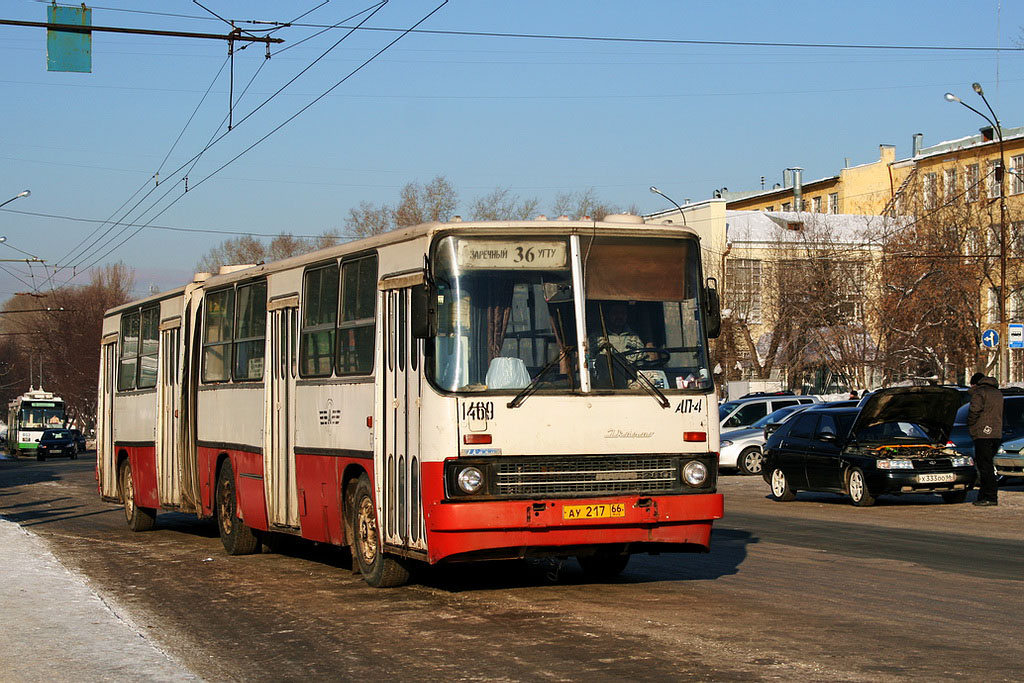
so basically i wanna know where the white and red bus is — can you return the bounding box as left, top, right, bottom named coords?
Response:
left=97, top=215, right=724, bottom=586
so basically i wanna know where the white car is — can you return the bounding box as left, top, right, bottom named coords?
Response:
left=720, top=404, right=810, bottom=475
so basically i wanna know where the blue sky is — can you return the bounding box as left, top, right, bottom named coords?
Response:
left=1, top=0, right=1022, bottom=296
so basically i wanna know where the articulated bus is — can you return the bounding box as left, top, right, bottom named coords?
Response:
left=8, top=388, right=66, bottom=457
left=97, top=215, right=724, bottom=586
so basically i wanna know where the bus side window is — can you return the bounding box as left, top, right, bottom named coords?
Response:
left=300, top=263, right=339, bottom=377
left=202, top=289, right=235, bottom=383
left=118, top=311, right=140, bottom=391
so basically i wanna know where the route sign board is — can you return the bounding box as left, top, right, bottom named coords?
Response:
left=1010, top=324, right=1024, bottom=349
left=982, top=329, right=1000, bottom=348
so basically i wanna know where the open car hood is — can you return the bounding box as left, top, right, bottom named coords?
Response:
left=850, top=386, right=962, bottom=445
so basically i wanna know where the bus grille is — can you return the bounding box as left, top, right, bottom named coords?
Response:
left=495, top=456, right=680, bottom=497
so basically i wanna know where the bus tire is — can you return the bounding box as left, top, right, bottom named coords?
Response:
left=351, top=474, right=410, bottom=588
left=119, top=460, right=155, bottom=532
left=577, top=548, right=630, bottom=580
left=215, top=459, right=259, bottom=556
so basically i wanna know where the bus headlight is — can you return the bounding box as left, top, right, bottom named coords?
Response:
left=682, top=460, right=708, bottom=487
left=457, top=466, right=484, bottom=494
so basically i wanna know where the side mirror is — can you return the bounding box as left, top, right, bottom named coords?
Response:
left=411, top=283, right=436, bottom=339
left=704, top=278, right=721, bottom=339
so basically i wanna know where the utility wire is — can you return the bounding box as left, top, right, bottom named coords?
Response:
left=75, top=1, right=448, bottom=277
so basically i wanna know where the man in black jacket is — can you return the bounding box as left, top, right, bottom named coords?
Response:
left=967, top=372, right=1002, bottom=506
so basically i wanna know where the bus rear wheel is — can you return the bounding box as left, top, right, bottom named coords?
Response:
left=351, top=474, right=410, bottom=588
left=215, top=459, right=259, bottom=556
left=119, top=460, right=155, bottom=532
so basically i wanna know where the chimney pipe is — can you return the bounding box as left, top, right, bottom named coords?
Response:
left=788, top=167, right=804, bottom=211
left=912, top=133, right=923, bottom=156
left=783, top=169, right=792, bottom=188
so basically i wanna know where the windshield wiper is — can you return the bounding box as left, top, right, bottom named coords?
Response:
left=507, top=347, right=571, bottom=409
left=596, top=340, right=670, bottom=409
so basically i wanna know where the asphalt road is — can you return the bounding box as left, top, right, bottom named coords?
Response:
left=2, top=454, right=1022, bottom=682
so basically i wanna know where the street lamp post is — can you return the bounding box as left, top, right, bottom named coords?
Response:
left=0, top=190, right=30, bottom=210
left=649, top=186, right=687, bottom=226
left=946, top=85, right=1009, bottom=384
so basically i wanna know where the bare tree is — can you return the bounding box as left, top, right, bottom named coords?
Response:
left=197, top=232, right=340, bottom=273
left=344, top=201, right=394, bottom=239
left=468, top=187, right=539, bottom=221
left=551, top=188, right=637, bottom=220
left=395, top=176, right=458, bottom=228
left=1, top=263, right=135, bottom=430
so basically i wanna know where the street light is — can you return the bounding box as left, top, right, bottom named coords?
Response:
left=649, top=186, right=687, bottom=226
left=0, top=190, right=30, bottom=209
left=946, top=83, right=1009, bottom=383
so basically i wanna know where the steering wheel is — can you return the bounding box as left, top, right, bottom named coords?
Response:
left=631, top=349, right=671, bottom=369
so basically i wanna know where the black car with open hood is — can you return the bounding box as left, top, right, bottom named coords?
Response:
left=761, top=387, right=977, bottom=506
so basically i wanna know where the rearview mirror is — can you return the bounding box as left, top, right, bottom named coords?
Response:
left=704, top=278, right=721, bottom=339
left=411, top=283, right=436, bottom=339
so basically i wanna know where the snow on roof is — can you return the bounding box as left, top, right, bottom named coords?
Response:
left=916, top=125, right=1024, bottom=159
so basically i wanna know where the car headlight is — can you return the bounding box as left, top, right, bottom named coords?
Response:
left=877, top=459, right=914, bottom=470
left=719, top=440, right=733, bottom=448
left=951, top=456, right=974, bottom=467
left=682, top=460, right=708, bottom=486
left=456, top=466, right=484, bottom=494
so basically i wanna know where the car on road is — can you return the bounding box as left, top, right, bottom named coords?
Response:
left=70, top=429, right=87, bottom=453
left=994, top=436, right=1024, bottom=478
left=37, top=428, right=79, bottom=461
left=720, top=404, right=810, bottom=475
left=719, top=392, right=820, bottom=430
left=945, top=391, right=1024, bottom=461
left=762, top=386, right=977, bottom=506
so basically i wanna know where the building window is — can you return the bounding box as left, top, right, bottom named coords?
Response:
left=300, top=263, right=340, bottom=377
left=966, top=164, right=980, bottom=202
left=987, top=160, right=1003, bottom=199
left=233, top=281, right=267, bottom=381
left=943, top=168, right=957, bottom=201
left=828, top=193, right=839, bottom=214
left=337, top=254, right=378, bottom=374
left=725, top=258, right=762, bottom=323
left=812, top=196, right=822, bottom=212
left=988, top=287, right=1001, bottom=323
left=922, top=173, right=937, bottom=209
left=782, top=202, right=791, bottom=211
left=1012, top=155, right=1024, bottom=195
left=765, top=206, right=774, bottom=212
left=1012, top=287, right=1024, bottom=322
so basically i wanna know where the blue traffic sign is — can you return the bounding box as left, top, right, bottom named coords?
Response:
left=982, top=329, right=1000, bottom=348
left=1011, top=324, right=1024, bottom=349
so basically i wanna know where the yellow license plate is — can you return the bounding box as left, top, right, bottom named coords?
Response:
left=563, top=503, right=626, bottom=520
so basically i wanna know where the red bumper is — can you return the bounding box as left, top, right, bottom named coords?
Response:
left=423, top=492, right=723, bottom=564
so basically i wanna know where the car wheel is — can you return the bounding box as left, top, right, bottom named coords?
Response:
left=941, top=491, right=968, bottom=504
left=119, top=460, right=156, bottom=531
left=737, top=447, right=763, bottom=476
left=350, top=474, right=411, bottom=588
left=769, top=467, right=796, bottom=501
left=848, top=467, right=876, bottom=507
left=577, top=548, right=630, bottom=580
left=215, top=459, right=260, bottom=556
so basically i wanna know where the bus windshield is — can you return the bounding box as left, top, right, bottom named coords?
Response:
left=21, top=405, right=64, bottom=428
left=428, top=234, right=712, bottom=394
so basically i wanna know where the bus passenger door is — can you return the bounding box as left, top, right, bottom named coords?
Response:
left=379, top=286, right=426, bottom=553
left=264, top=303, right=300, bottom=529
left=97, top=338, right=118, bottom=499
left=156, top=322, right=181, bottom=507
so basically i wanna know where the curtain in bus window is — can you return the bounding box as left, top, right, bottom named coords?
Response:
left=301, top=264, right=338, bottom=377
left=337, top=255, right=376, bottom=374
left=138, top=307, right=160, bottom=389
left=203, top=289, right=235, bottom=382
left=118, top=311, right=140, bottom=391
left=233, top=281, right=267, bottom=381
left=484, top=279, right=514, bottom=361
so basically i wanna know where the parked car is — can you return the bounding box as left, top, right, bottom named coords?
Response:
left=719, top=393, right=821, bottom=430
left=762, top=386, right=976, bottom=506
left=945, top=391, right=1024, bottom=460
left=37, top=428, right=78, bottom=461
left=994, top=436, right=1024, bottom=478
left=762, top=400, right=860, bottom=440
left=720, top=404, right=810, bottom=475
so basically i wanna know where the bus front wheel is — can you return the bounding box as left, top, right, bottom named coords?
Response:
left=351, top=474, right=410, bottom=588
left=119, top=460, right=155, bottom=532
left=215, top=459, right=259, bottom=556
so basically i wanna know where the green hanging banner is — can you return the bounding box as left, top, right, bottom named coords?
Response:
left=47, top=5, right=92, bottom=73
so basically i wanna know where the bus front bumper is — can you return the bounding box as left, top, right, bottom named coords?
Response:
left=423, top=492, right=724, bottom=564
